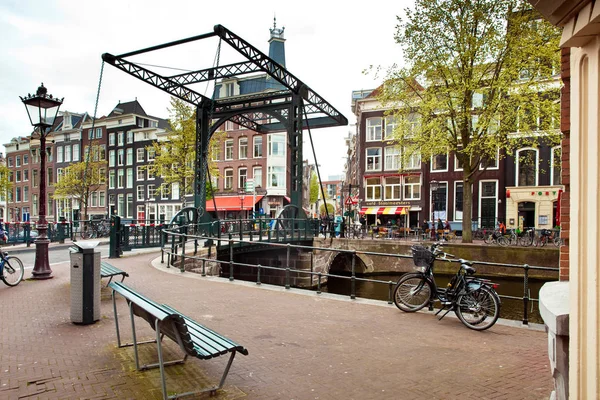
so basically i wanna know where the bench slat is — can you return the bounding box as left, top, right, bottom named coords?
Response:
left=161, top=304, right=248, bottom=358
left=101, top=261, right=129, bottom=279
left=109, top=282, right=171, bottom=322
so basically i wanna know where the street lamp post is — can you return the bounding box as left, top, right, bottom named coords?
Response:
left=239, top=190, right=246, bottom=219
left=20, top=83, right=63, bottom=280
left=430, top=180, right=439, bottom=239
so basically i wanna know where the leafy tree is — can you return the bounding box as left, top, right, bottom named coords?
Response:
left=319, top=202, right=335, bottom=216
left=377, top=0, right=561, bottom=242
left=0, top=165, right=12, bottom=207
left=309, top=172, right=319, bottom=205
left=52, top=145, right=106, bottom=220
left=146, top=97, right=224, bottom=206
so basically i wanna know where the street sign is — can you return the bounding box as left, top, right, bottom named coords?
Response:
left=344, top=197, right=353, bottom=205
left=245, top=179, right=254, bottom=193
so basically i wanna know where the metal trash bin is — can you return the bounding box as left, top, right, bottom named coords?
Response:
left=70, top=241, right=101, bottom=324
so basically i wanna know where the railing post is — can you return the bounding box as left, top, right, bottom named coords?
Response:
left=201, top=258, right=206, bottom=277
left=229, top=233, right=234, bottom=281
left=180, top=232, right=186, bottom=273
left=388, top=281, right=394, bottom=304
left=257, top=264, right=262, bottom=285
left=109, top=215, right=121, bottom=259
left=523, top=264, right=530, bottom=325
left=239, top=220, right=243, bottom=241
left=317, top=272, right=322, bottom=294
left=351, top=251, right=356, bottom=300
left=285, top=244, right=291, bottom=289
left=259, top=221, right=263, bottom=241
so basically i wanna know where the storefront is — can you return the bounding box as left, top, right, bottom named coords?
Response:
left=505, top=186, right=563, bottom=230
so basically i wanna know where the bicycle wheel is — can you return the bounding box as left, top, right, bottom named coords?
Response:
left=393, top=274, right=432, bottom=312
left=497, top=236, right=509, bottom=247
left=2, top=256, right=24, bottom=286
left=483, top=233, right=494, bottom=244
left=554, top=237, right=563, bottom=247
left=518, top=235, right=533, bottom=247
left=455, top=286, right=500, bottom=331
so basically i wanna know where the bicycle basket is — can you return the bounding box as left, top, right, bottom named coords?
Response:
left=411, top=245, right=434, bottom=268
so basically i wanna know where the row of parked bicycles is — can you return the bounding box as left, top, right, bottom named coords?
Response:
left=477, top=227, right=563, bottom=247
left=76, top=220, right=111, bottom=239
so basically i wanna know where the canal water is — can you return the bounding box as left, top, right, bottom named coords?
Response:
left=322, top=273, right=551, bottom=324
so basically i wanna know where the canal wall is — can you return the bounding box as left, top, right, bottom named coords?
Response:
left=312, top=238, right=559, bottom=280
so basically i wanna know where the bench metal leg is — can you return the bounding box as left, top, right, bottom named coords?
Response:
left=105, top=276, right=114, bottom=288
left=112, top=292, right=156, bottom=349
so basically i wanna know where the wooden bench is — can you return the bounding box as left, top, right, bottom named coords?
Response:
left=108, top=281, right=248, bottom=399
left=100, top=261, right=129, bottom=286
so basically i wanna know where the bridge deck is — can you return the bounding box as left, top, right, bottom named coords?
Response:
left=0, top=251, right=552, bottom=399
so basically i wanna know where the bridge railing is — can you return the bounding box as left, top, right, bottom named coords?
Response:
left=160, top=222, right=559, bottom=326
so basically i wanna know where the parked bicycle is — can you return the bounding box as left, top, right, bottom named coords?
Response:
left=533, top=229, right=554, bottom=247
left=0, top=251, right=25, bottom=287
left=393, top=243, right=501, bottom=331
left=483, top=229, right=504, bottom=245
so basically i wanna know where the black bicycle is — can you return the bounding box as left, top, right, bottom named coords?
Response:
left=393, top=243, right=501, bottom=331
left=0, top=251, right=25, bottom=287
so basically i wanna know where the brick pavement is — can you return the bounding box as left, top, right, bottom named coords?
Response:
left=0, top=251, right=553, bottom=399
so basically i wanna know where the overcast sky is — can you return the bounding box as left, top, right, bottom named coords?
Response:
left=0, top=0, right=409, bottom=179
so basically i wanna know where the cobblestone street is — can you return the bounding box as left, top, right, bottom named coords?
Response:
left=0, top=251, right=553, bottom=399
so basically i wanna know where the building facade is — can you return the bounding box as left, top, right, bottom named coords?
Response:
left=350, top=81, right=563, bottom=231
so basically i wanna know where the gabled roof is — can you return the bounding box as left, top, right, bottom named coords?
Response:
left=109, top=100, right=147, bottom=117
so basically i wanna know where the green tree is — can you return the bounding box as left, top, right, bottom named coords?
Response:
left=378, top=0, right=561, bottom=242
left=147, top=97, right=224, bottom=206
left=309, top=172, right=319, bottom=205
left=0, top=165, right=12, bottom=207
left=53, top=145, right=106, bottom=220
left=319, top=202, right=335, bottom=216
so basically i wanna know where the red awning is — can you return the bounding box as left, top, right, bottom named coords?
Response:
left=206, top=195, right=264, bottom=212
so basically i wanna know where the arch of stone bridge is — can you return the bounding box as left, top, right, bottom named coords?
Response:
left=322, top=251, right=375, bottom=276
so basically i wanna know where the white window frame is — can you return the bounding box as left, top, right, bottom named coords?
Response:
left=384, top=176, right=401, bottom=200
left=384, top=116, right=398, bottom=140
left=96, top=128, right=102, bottom=139
left=238, top=168, right=247, bottom=190
left=72, top=145, right=80, bottom=161
left=65, top=145, right=71, bottom=162
left=384, top=146, right=400, bottom=171
left=431, top=152, right=449, bottom=173
left=126, top=131, right=134, bottom=144
left=239, top=137, right=248, bottom=159
left=126, top=148, right=133, bottom=165
left=117, top=149, right=124, bottom=166
left=454, top=181, right=464, bottom=221
left=478, top=180, right=499, bottom=225
left=147, top=148, right=155, bottom=161
left=117, top=169, right=124, bottom=189
left=99, top=192, right=105, bottom=207
left=366, top=117, right=383, bottom=141
left=224, top=169, right=233, bottom=190
left=126, top=168, right=133, bottom=189
left=365, top=147, right=382, bottom=172
left=431, top=181, right=448, bottom=221
left=404, top=150, right=421, bottom=170
left=268, top=166, right=285, bottom=188
left=515, top=147, right=539, bottom=187
left=137, top=148, right=145, bottom=162
left=109, top=170, right=116, bottom=189
left=253, top=167, right=262, bottom=188
left=148, top=185, right=156, bottom=199
left=225, top=139, right=234, bottom=160
left=117, top=131, right=124, bottom=146
left=403, top=175, right=421, bottom=200
left=137, top=185, right=145, bottom=201
left=126, top=193, right=133, bottom=218
left=57, top=146, right=63, bottom=163
left=253, top=136, right=263, bottom=158
left=479, top=147, right=500, bottom=171
left=137, top=166, right=145, bottom=181
left=109, top=150, right=115, bottom=167
left=365, top=177, right=381, bottom=201
left=109, top=132, right=115, bottom=146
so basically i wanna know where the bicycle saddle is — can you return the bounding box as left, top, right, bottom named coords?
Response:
left=459, top=259, right=476, bottom=274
